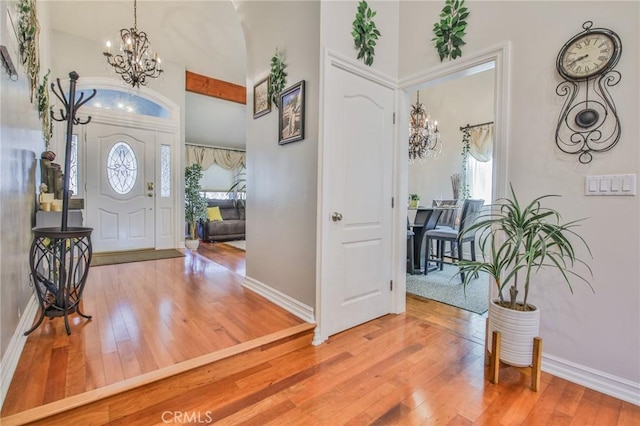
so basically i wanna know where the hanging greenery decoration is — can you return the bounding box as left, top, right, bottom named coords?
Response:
left=37, top=69, right=53, bottom=148
left=460, top=128, right=471, bottom=200
left=351, top=0, right=381, bottom=67
left=268, top=48, right=287, bottom=108
left=17, top=0, right=40, bottom=102
left=432, top=0, right=469, bottom=62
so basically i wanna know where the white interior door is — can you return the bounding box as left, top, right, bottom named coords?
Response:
left=86, top=124, right=155, bottom=253
left=319, top=55, right=395, bottom=338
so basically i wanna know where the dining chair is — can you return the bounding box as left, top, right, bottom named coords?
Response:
left=424, top=199, right=484, bottom=281
left=432, top=199, right=460, bottom=229
left=431, top=198, right=460, bottom=258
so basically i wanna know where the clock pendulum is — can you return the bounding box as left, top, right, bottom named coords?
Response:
left=555, top=21, right=622, bottom=164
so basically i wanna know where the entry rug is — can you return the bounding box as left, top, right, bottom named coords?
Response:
left=223, top=240, right=246, bottom=251
left=91, top=249, right=185, bottom=266
left=406, top=263, right=489, bottom=315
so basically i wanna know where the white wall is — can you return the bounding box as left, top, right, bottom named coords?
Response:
left=400, top=1, right=640, bottom=390
left=235, top=0, right=320, bottom=307
left=185, top=92, right=246, bottom=150
left=408, top=69, right=494, bottom=204
left=0, top=0, right=48, bottom=371
left=320, top=0, right=399, bottom=80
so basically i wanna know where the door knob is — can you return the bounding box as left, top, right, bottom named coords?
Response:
left=147, top=192, right=153, bottom=197
left=331, top=212, right=343, bottom=222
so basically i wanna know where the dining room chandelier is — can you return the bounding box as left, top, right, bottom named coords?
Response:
left=103, top=0, right=163, bottom=88
left=408, top=91, right=441, bottom=161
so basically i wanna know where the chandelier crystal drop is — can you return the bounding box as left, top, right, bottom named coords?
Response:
left=103, top=0, right=163, bottom=88
left=408, top=91, right=442, bottom=162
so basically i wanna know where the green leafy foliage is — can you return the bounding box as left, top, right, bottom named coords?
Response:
left=17, top=0, right=40, bottom=102
left=432, top=0, right=469, bottom=62
left=459, top=185, right=593, bottom=311
left=227, top=167, right=246, bottom=206
left=352, top=0, right=381, bottom=67
left=460, top=128, right=471, bottom=200
left=37, top=69, right=53, bottom=148
left=184, top=164, right=208, bottom=239
left=268, top=48, right=287, bottom=108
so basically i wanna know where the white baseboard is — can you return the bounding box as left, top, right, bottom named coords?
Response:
left=543, top=353, right=640, bottom=406
left=0, top=294, right=38, bottom=410
left=242, top=276, right=315, bottom=324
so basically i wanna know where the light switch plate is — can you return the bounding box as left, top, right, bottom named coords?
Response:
left=585, top=174, right=636, bottom=196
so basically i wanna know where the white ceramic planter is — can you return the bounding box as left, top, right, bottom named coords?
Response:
left=488, top=299, right=541, bottom=367
left=185, top=239, right=200, bottom=251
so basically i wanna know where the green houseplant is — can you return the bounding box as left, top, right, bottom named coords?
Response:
left=409, top=193, right=420, bottom=208
left=227, top=167, right=246, bottom=206
left=459, top=185, right=593, bottom=366
left=184, top=164, right=208, bottom=250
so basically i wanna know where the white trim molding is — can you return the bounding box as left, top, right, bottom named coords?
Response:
left=0, top=295, right=39, bottom=410
left=543, top=354, right=640, bottom=406
left=242, top=276, right=315, bottom=325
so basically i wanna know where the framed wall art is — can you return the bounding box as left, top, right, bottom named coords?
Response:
left=253, top=76, right=271, bottom=118
left=278, top=80, right=305, bottom=145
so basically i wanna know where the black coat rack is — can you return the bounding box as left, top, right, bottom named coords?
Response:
left=26, top=72, right=96, bottom=335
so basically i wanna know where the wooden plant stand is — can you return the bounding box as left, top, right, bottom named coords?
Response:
left=484, top=318, right=543, bottom=391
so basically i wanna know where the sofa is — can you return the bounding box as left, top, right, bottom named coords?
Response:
left=199, top=199, right=245, bottom=242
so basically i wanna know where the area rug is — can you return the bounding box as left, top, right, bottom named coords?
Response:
left=91, top=249, right=185, bottom=266
left=406, top=263, right=489, bottom=315
left=223, top=240, right=245, bottom=251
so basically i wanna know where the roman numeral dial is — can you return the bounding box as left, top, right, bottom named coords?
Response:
left=557, top=24, right=621, bottom=81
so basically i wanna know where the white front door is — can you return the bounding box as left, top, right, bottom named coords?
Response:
left=86, top=124, right=155, bottom=253
left=319, top=55, right=395, bottom=338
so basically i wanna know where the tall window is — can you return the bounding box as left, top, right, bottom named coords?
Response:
left=160, top=145, right=171, bottom=197
left=468, top=157, right=492, bottom=203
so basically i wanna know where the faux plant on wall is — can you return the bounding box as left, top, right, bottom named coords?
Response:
left=432, top=0, right=469, bottom=62
left=268, top=48, right=287, bottom=108
left=17, top=0, right=40, bottom=101
left=37, top=69, right=53, bottom=149
left=352, top=0, right=381, bottom=67
left=460, top=128, right=471, bottom=200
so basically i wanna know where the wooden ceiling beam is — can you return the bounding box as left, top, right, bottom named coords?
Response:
left=185, top=71, right=246, bottom=105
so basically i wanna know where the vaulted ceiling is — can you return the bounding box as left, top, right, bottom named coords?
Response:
left=49, top=1, right=248, bottom=149
left=49, top=1, right=246, bottom=85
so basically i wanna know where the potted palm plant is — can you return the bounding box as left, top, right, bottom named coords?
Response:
left=184, top=164, right=208, bottom=250
left=459, top=185, right=593, bottom=366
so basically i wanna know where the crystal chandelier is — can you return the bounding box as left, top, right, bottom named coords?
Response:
left=103, top=0, right=163, bottom=88
left=408, top=91, right=441, bottom=162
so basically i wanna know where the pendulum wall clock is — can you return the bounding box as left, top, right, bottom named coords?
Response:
left=555, top=21, right=622, bottom=164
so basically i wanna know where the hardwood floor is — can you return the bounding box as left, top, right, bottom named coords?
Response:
left=1, top=243, right=299, bottom=417
left=2, top=242, right=638, bottom=425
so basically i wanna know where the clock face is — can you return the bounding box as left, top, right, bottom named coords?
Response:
left=558, top=30, right=620, bottom=80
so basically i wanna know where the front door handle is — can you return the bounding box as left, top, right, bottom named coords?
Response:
left=332, top=212, right=343, bottom=222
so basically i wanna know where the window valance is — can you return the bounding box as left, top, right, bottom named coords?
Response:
left=185, top=144, right=246, bottom=171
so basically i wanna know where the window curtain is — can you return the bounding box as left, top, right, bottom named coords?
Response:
left=469, top=124, right=493, bottom=162
left=185, top=144, right=246, bottom=171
